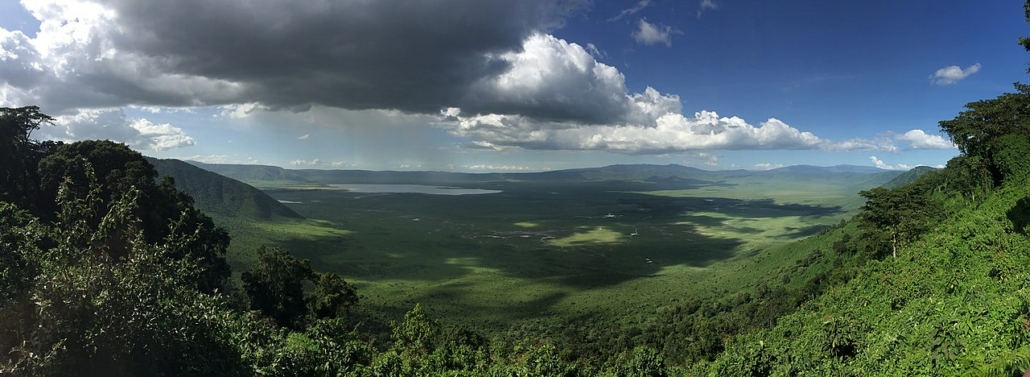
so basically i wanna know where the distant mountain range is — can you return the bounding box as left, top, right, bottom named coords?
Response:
left=149, top=158, right=303, bottom=220
left=763, top=164, right=888, bottom=174
left=186, top=162, right=908, bottom=186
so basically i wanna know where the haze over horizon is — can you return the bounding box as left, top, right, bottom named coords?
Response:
left=1, top=0, right=1026, bottom=172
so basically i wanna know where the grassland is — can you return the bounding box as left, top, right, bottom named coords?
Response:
left=211, top=173, right=884, bottom=334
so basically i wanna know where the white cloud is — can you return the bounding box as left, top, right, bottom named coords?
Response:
left=297, top=134, right=309, bottom=140
left=609, top=0, right=651, bottom=21
left=753, top=163, right=784, bottom=170
left=447, top=110, right=824, bottom=154
left=632, top=19, right=679, bottom=47
left=219, top=103, right=268, bottom=119
left=1, top=0, right=587, bottom=114
left=683, top=151, right=719, bottom=166
left=329, top=161, right=359, bottom=168
left=586, top=43, right=607, bottom=60
left=869, top=156, right=917, bottom=170
left=44, top=108, right=195, bottom=151
left=698, top=0, right=718, bottom=17
left=289, top=158, right=322, bottom=166
left=176, top=154, right=259, bottom=165
left=930, top=63, right=981, bottom=85
left=463, top=164, right=535, bottom=171
left=468, top=33, right=682, bottom=125
left=824, top=138, right=899, bottom=152
left=897, top=129, right=954, bottom=149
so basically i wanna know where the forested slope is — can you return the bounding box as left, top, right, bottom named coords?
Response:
left=149, top=157, right=303, bottom=220
left=701, top=85, right=1030, bottom=375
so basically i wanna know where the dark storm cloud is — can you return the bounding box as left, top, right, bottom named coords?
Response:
left=5, top=0, right=587, bottom=115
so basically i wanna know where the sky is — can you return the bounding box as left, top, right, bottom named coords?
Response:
left=0, top=0, right=1027, bottom=172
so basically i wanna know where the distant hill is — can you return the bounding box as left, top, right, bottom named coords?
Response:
left=149, top=158, right=303, bottom=220
left=186, top=161, right=311, bottom=183
left=765, top=164, right=886, bottom=174
left=880, top=165, right=938, bottom=189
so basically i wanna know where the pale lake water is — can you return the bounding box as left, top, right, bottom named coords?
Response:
left=328, top=184, right=501, bottom=195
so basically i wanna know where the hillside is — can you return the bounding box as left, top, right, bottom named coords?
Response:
left=149, top=158, right=303, bottom=220
left=880, top=165, right=938, bottom=189
left=696, top=89, right=1030, bottom=374
left=186, top=161, right=311, bottom=183
left=704, top=173, right=1030, bottom=375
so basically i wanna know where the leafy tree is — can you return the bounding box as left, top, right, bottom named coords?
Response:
left=392, top=303, right=440, bottom=357
left=37, top=140, right=231, bottom=291
left=858, top=186, right=934, bottom=258
left=241, top=246, right=315, bottom=329
left=0, top=106, right=55, bottom=212
left=938, top=92, right=1030, bottom=189
left=309, top=272, right=359, bottom=319
left=0, top=202, right=45, bottom=309
left=614, top=346, right=668, bottom=377
left=1, top=179, right=249, bottom=375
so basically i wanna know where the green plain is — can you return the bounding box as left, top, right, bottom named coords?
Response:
left=218, top=177, right=871, bottom=333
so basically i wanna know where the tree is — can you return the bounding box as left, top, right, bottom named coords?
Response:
left=37, top=140, right=231, bottom=291
left=857, top=186, right=934, bottom=258
left=938, top=91, right=1030, bottom=189
left=0, top=106, right=55, bottom=212
left=241, top=246, right=315, bottom=329
left=309, top=272, right=359, bottom=319
left=1, top=181, right=250, bottom=376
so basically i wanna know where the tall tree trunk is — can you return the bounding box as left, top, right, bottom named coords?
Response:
left=892, top=232, right=897, bottom=258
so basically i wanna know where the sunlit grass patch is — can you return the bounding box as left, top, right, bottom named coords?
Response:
left=513, top=221, right=539, bottom=228
left=251, top=219, right=352, bottom=240
left=547, top=226, right=624, bottom=247
left=676, top=211, right=822, bottom=245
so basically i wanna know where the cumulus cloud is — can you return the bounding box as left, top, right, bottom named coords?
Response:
left=1, top=0, right=587, bottom=114
left=447, top=110, right=823, bottom=154
left=930, top=63, right=981, bottom=85
left=632, top=19, right=679, bottom=47
left=897, top=129, right=954, bottom=149
left=42, top=108, right=194, bottom=151
left=869, top=156, right=934, bottom=171
left=0, top=0, right=939, bottom=159
left=466, top=33, right=681, bottom=124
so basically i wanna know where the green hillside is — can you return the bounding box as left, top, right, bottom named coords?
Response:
left=697, top=91, right=1030, bottom=374
left=149, top=158, right=303, bottom=221
left=880, top=165, right=938, bottom=189
left=187, top=160, right=311, bottom=183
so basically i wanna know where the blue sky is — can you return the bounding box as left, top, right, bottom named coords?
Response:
left=0, top=0, right=1026, bottom=171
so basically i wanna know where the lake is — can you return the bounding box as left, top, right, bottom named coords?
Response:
left=329, top=184, right=501, bottom=195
